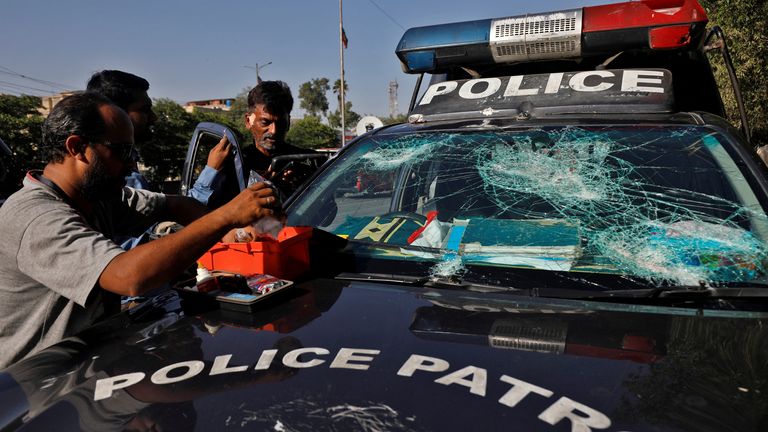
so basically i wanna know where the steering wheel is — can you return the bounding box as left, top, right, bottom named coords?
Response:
left=378, top=211, right=427, bottom=225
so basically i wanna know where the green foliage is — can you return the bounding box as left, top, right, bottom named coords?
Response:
left=140, top=98, right=247, bottom=185
left=382, top=113, right=408, bottom=125
left=332, top=78, right=348, bottom=110
left=139, top=98, right=193, bottom=185
left=0, top=95, right=45, bottom=170
left=298, top=78, right=330, bottom=118
left=286, top=116, right=339, bottom=149
left=700, top=0, right=768, bottom=146
left=328, top=101, right=361, bottom=129
left=224, top=87, right=251, bottom=139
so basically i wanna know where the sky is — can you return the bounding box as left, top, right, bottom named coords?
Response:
left=1, top=0, right=609, bottom=121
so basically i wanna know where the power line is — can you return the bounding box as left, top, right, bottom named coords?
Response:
left=0, top=65, right=75, bottom=91
left=0, top=79, right=55, bottom=95
left=0, top=87, right=26, bottom=96
left=0, top=86, right=48, bottom=97
left=366, top=0, right=405, bottom=30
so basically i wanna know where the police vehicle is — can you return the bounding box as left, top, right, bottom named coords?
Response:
left=3, top=0, right=768, bottom=431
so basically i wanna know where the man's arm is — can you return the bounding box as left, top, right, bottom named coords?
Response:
left=187, top=166, right=220, bottom=206
left=98, top=182, right=278, bottom=296
left=188, top=136, right=232, bottom=206
left=162, top=195, right=209, bottom=226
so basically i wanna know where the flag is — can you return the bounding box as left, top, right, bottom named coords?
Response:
left=342, top=27, right=349, bottom=49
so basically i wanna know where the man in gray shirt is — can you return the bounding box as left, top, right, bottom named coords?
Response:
left=0, top=92, right=279, bottom=368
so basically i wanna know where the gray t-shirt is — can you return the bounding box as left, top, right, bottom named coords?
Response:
left=0, top=173, right=166, bottom=368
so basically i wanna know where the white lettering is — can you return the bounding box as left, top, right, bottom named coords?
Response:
left=210, top=354, right=248, bottom=376
left=151, top=361, right=205, bottom=385
left=569, top=71, right=614, bottom=92
left=435, top=366, right=488, bottom=396
left=499, top=375, right=554, bottom=407
left=460, top=78, right=502, bottom=99
left=621, top=70, right=665, bottom=93
left=254, top=349, right=278, bottom=370
left=94, top=372, right=145, bottom=401
left=397, top=354, right=450, bottom=377
left=545, top=73, right=565, bottom=94
left=504, top=75, right=539, bottom=97
left=330, top=348, right=381, bottom=370
left=419, top=82, right=459, bottom=105
left=539, top=397, right=611, bottom=432
left=282, top=347, right=330, bottom=368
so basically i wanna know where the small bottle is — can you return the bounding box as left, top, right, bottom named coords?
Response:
left=196, top=263, right=218, bottom=293
left=247, top=170, right=284, bottom=239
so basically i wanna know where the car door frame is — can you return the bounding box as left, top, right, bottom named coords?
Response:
left=179, top=122, right=246, bottom=197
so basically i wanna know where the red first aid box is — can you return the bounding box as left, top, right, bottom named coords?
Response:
left=198, top=226, right=312, bottom=280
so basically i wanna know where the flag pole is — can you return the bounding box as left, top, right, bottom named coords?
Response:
left=339, top=0, right=346, bottom=147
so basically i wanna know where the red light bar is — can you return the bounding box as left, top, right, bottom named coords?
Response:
left=580, top=0, right=708, bottom=53
left=583, top=0, right=707, bottom=33
left=649, top=25, right=694, bottom=48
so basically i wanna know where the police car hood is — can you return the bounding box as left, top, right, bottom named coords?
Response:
left=2, top=279, right=768, bottom=431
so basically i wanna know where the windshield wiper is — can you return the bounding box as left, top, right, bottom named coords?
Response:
left=335, top=272, right=430, bottom=286
left=334, top=272, right=522, bottom=294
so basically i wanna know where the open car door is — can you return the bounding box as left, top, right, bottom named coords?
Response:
left=179, top=122, right=246, bottom=208
left=181, top=122, right=332, bottom=207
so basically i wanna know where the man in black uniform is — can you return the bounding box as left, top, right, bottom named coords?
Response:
left=242, top=81, right=316, bottom=197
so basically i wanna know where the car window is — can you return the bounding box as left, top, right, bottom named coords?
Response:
left=288, top=125, right=768, bottom=287
left=190, top=131, right=220, bottom=182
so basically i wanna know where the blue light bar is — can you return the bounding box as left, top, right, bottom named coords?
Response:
left=396, top=19, right=494, bottom=73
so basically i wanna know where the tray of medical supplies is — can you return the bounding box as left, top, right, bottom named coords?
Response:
left=175, top=270, right=294, bottom=313
left=198, top=226, right=312, bottom=280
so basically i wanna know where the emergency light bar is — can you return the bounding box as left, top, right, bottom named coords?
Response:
left=396, top=0, right=708, bottom=73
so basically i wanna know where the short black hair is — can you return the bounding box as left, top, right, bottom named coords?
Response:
left=86, top=70, right=149, bottom=110
left=41, top=92, right=112, bottom=164
left=247, top=80, right=293, bottom=115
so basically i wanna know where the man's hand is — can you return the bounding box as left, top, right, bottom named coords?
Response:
left=100, top=182, right=281, bottom=297
left=213, top=181, right=281, bottom=228
left=207, top=136, right=232, bottom=171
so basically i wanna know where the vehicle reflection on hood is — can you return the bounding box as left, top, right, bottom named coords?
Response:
left=409, top=294, right=768, bottom=431
left=411, top=296, right=666, bottom=363
left=0, top=284, right=345, bottom=432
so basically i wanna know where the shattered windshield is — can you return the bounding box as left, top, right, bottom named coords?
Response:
left=288, top=125, right=768, bottom=288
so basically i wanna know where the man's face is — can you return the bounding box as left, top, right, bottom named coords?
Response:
left=82, top=105, right=135, bottom=200
left=126, top=90, right=156, bottom=143
left=245, top=104, right=289, bottom=156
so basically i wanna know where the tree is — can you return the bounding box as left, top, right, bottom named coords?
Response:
left=298, top=78, right=330, bottom=118
left=382, top=113, right=408, bottom=125
left=224, top=87, right=251, bottom=139
left=139, top=98, right=250, bottom=187
left=327, top=101, right=361, bottom=130
left=332, top=78, right=347, bottom=110
left=140, top=98, right=196, bottom=185
left=699, top=0, right=768, bottom=147
left=0, top=95, right=45, bottom=171
left=286, top=116, right=339, bottom=149
left=328, top=79, right=361, bottom=129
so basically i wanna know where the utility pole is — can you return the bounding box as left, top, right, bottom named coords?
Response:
left=244, top=61, right=272, bottom=84
left=339, top=0, right=346, bottom=147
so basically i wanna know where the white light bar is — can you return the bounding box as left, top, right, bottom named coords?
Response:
left=490, top=9, right=583, bottom=63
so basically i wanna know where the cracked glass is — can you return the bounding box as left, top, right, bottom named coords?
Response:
left=288, top=125, right=768, bottom=289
